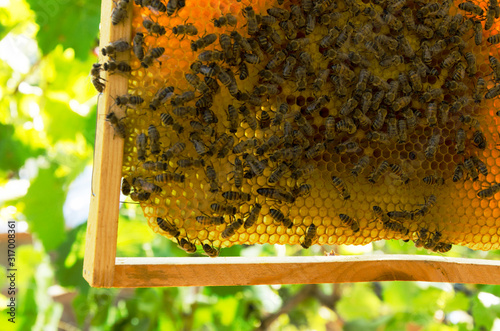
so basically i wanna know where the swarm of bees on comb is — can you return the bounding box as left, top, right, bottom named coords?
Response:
left=93, top=0, right=500, bottom=257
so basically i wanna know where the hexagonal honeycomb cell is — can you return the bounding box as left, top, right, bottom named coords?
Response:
left=101, top=0, right=500, bottom=256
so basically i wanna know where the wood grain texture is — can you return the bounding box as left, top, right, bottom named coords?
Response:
left=110, top=255, right=500, bottom=288
left=83, top=0, right=131, bottom=288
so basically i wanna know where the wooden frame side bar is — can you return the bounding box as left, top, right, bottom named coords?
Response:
left=111, top=256, right=500, bottom=287
left=83, top=0, right=131, bottom=287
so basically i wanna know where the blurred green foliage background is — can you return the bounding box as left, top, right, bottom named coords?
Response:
left=0, top=0, right=500, bottom=330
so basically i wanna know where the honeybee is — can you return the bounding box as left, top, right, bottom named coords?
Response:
left=459, top=115, right=480, bottom=129
left=402, top=108, right=416, bottom=132
left=111, top=0, right=129, bottom=25
left=305, top=143, right=326, bottom=159
left=294, top=112, right=314, bottom=136
left=147, top=124, right=160, bottom=155
left=222, top=191, right=252, bottom=202
left=414, top=227, right=430, bottom=248
left=90, top=64, right=105, bottom=93
left=351, top=155, right=370, bottom=178
left=441, top=51, right=461, bottom=69
left=202, top=243, right=220, bottom=258
left=257, top=187, right=295, bottom=203
left=291, top=164, right=316, bottom=180
left=368, top=160, right=390, bottom=184
left=305, top=13, right=316, bottom=34
left=372, top=107, right=387, bottom=131
left=353, top=109, right=372, bottom=128
left=156, top=217, right=180, bottom=237
left=142, top=18, right=166, bottom=36
left=366, top=131, right=390, bottom=144
left=336, top=118, right=357, bottom=135
left=292, top=183, right=312, bottom=198
left=393, top=96, right=412, bottom=112
left=211, top=203, right=237, bottom=216
left=425, top=103, right=438, bottom=127
left=301, top=223, right=316, bottom=249
left=177, top=158, right=205, bottom=169
left=140, top=47, right=165, bottom=68
left=386, top=117, right=398, bottom=141
left=414, top=194, right=437, bottom=219
left=101, top=40, right=130, bottom=59
left=257, top=135, right=282, bottom=156
left=165, top=0, right=179, bottom=15
left=106, top=112, right=126, bottom=138
left=452, top=163, right=465, bottom=182
left=432, top=242, right=452, bottom=253
left=472, top=156, right=488, bottom=176
left=331, top=176, right=350, bottom=200
left=444, top=81, right=467, bottom=93
left=459, top=1, right=484, bottom=15
left=423, top=230, right=443, bottom=250
left=177, top=238, right=197, bottom=254
left=339, top=214, right=360, bottom=233
left=382, top=219, right=410, bottom=235
left=136, top=133, right=147, bottom=161
left=380, top=55, right=404, bottom=68
left=172, top=22, right=198, bottom=39
left=130, top=191, right=151, bottom=202
left=103, top=60, right=131, bottom=74
left=154, top=171, right=185, bottom=184
left=212, top=13, right=237, bottom=27
left=372, top=205, right=389, bottom=222
left=244, top=153, right=267, bottom=177
left=320, top=28, right=340, bottom=48
left=474, top=77, right=486, bottom=104
left=189, top=133, right=211, bottom=157
left=485, top=85, right=500, bottom=99
left=472, top=130, right=486, bottom=150
left=243, top=6, right=258, bottom=35
left=142, top=161, right=169, bottom=172
left=121, top=177, right=131, bottom=195
left=339, top=97, right=358, bottom=117
left=269, top=208, right=292, bottom=228
left=239, top=106, right=258, bottom=131
left=306, top=95, right=330, bottom=115
left=464, top=157, right=479, bottom=181
left=490, top=55, right=500, bottom=81
left=190, top=33, right=217, bottom=52
left=133, top=177, right=162, bottom=193
left=150, top=86, right=174, bottom=110
left=398, top=120, right=408, bottom=144
left=244, top=203, right=262, bottom=229
left=161, top=141, right=186, bottom=161
left=221, top=218, right=243, bottom=239
left=477, top=182, right=500, bottom=198
left=423, top=174, right=445, bottom=186
left=232, top=139, right=258, bottom=155
left=425, top=134, right=440, bottom=159
left=486, top=6, right=496, bottom=30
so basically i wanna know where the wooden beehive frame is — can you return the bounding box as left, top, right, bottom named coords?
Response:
left=83, top=0, right=500, bottom=288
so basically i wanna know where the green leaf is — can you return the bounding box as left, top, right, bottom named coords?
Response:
left=43, top=99, right=86, bottom=143
left=471, top=297, right=495, bottom=330
left=344, top=316, right=393, bottom=331
left=23, top=165, right=66, bottom=251
left=26, top=0, right=100, bottom=60
left=337, top=283, right=382, bottom=320
left=18, top=276, right=38, bottom=331
left=54, top=224, right=88, bottom=291
left=0, top=123, right=42, bottom=175
left=443, top=292, right=470, bottom=312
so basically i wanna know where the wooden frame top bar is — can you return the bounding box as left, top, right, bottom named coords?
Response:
left=109, top=255, right=500, bottom=288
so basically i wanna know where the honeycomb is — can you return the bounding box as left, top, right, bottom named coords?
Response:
left=98, top=0, right=500, bottom=256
